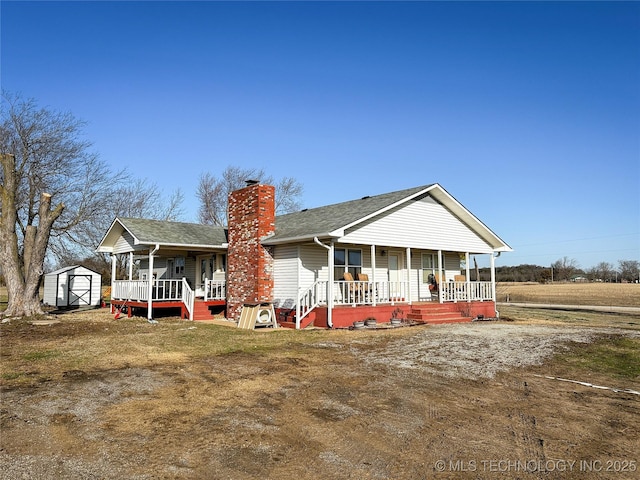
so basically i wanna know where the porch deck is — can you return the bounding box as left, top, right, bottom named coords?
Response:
left=111, top=279, right=226, bottom=321
left=277, top=301, right=497, bottom=329
left=110, top=299, right=226, bottom=321
left=110, top=279, right=495, bottom=325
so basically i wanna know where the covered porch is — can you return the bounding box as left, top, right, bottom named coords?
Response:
left=110, top=278, right=226, bottom=320
left=290, top=243, right=500, bottom=329
left=107, top=247, right=228, bottom=321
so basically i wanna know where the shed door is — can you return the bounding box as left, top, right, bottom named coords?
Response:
left=68, top=275, right=92, bottom=306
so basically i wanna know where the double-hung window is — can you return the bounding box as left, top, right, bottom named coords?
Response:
left=175, top=257, right=185, bottom=277
left=334, top=248, right=362, bottom=280
left=422, top=253, right=436, bottom=283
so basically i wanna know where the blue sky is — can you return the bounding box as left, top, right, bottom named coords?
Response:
left=2, top=1, right=639, bottom=270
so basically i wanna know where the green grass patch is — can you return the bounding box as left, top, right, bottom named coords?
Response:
left=557, top=337, right=640, bottom=380
left=22, top=349, right=61, bottom=361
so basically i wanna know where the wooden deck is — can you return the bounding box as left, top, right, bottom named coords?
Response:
left=111, top=299, right=226, bottom=320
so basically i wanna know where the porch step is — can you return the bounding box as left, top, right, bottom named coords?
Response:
left=406, top=305, right=473, bottom=325
left=278, top=311, right=317, bottom=329
left=192, top=301, right=218, bottom=321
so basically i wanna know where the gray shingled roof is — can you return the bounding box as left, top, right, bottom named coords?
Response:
left=117, top=185, right=433, bottom=247
left=105, top=183, right=510, bottom=251
left=119, top=217, right=228, bottom=246
left=269, top=184, right=433, bottom=242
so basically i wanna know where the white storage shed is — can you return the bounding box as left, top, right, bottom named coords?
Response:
left=43, top=265, right=102, bottom=308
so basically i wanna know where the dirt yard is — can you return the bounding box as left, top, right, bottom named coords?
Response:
left=1, top=308, right=639, bottom=479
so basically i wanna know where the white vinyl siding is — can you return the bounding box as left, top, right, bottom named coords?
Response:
left=300, top=244, right=328, bottom=285
left=43, top=266, right=102, bottom=307
left=341, top=195, right=493, bottom=253
left=113, top=231, right=141, bottom=254
left=139, top=256, right=197, bottom=287
left=272, top=245, right=299, bottom=309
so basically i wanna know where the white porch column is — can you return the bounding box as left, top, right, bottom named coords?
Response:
left=111, top=254, right=117, bottom=284
left=437, top=250, right=443, bottom=303
left=147, top=244, right=159, bottom=321
left=406, top=247, right=412, bottom=304
left=465, top=252, right=471, bottom=302
left=370, top=244, right=376, bottom=306
left=128, top=252, right=134, bottom=280
left=490, top=252, right=496, bottom=302
left=327, top=242, right=334, bottom=328
left=111, top=254, right=117, bottom=310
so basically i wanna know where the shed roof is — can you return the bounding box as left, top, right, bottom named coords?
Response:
left=46, top=265, right=101, bottom=276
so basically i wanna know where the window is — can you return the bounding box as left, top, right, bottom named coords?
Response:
left=200, top=258, right=208, bottom=284
left=334, top=248, right=362, bottom=280
left=175, top=257, right=185, bottom=276
left=422, top=254, right=436, bottom=283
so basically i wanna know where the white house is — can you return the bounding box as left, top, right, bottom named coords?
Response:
left=97, top=182, right=512, bottom=327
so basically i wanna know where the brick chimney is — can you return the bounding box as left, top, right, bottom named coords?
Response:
left=226, top=181, right=276, bottom=321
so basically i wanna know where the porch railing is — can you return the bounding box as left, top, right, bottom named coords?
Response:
left=297, top=280, right=327, bottom=327
left=440, top=281, right=494, bottom=302
left=182, top=278, right=194, bottom=320
left=333, top=280, right=409, bottom=305
left=204, top=279, right=226, bottom=301
left=295, top=279, right=494, bottom=311
left=112, top=279, right=196, bottom=318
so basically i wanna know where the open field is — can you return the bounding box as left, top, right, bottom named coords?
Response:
left=1, top=305, right=639, bottom=479
left=496, top=282, right=640, bottom=307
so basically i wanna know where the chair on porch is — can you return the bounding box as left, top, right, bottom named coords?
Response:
left=454, top=274, right=467, bottom=299
left=357, top=273, right=373, bottom=301
left=343, top=272, right=360, bottom=302
left=428, top=273, right=441, bottom=300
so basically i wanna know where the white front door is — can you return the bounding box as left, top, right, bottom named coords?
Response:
left=388, top=252, right=404, bottom=299
left=196, top=255, right=213, bottom=297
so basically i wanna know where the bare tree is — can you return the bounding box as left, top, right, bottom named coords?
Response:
left=110, top=179, right=184, bottom=221
left=1, top=92, right=119, bottom=316
left=83, top=180, right=184, bottom=283
left=590, top=261, right=615, bottom=282
left=551, top=256, right=580, bottom=282
left=618, top=259, right=640, bottom=283
left=197, top=166, right=303, bottom=225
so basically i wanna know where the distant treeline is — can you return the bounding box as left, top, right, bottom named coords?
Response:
left=475, top=259, right=640, bottom=283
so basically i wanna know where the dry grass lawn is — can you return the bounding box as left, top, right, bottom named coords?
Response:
left=1, top=283, right=639, bottom=479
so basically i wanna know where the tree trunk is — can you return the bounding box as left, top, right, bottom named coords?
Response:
left=0, top=153, right=65, bottom=317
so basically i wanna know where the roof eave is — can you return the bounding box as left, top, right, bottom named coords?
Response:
left=262, top=233, right=338, bottom=245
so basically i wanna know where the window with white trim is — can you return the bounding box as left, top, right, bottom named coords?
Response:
left=422, top=253, right=436, bottom=283
left=334, top=248, right=362, bottom=280
left=175, top=256, right=185, bottom=276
